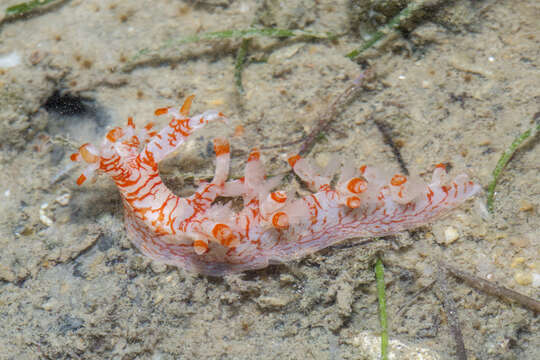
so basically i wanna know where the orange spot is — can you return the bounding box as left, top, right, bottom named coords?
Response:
left=435, top=163, right=446, bottom=170
left=144, top=122, right=155, bottom=130
left=427, top=187, right=434, bottom=202
left=106, top=127, right=124, bottom=143
left=76, top=174, right=87, bottom=186
left=180, top=94, right=195, bottom=116
left=70, top=153, right=80, bottom=162
left=212, top=224, right=236, bottom=247
left=213, top=138, right=230, bottom=156
left=272, top=212, right=289, bottom=230
left=79, top=143, right=99, bottom=163
left=270, top=191, right=287, bottom=203
left=346, top=196, right=361, bottom=208
left=234, top=125, right=245, bottom=137
left=390, top=174, right=407, bottom=186
left=288, top=154, right=301, bottom=168
left=248, top=148, right=260, bottom=162
left=359, top=165, right=366, bottom=174
left=347, top=177, right=367, bottom=194
left=320, top=184, right=331, bottom=192
left=127, top=117, right=135, bottom=128
left=154, top=107, right=170, bottom=116
left=176, top=126, right=190, bottom=137
left=129, top=135, right=141, bottom=147
left=193, top=240, right=209, bottom=255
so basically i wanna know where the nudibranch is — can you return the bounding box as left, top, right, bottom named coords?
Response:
left=71, top=95, right=480, bottom=276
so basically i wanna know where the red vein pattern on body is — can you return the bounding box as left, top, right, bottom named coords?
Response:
left=71, top=96, right=481, bottom=276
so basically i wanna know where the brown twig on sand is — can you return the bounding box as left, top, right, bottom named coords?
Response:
left=441, top=262, right=540, bottom=313
left=435, top=266, right=468, bottom=360
left=395, top=280, right=436, bottom=317
left=298, top=68, right=375, bottom=156
left=372, top=117, right=409, bottom=175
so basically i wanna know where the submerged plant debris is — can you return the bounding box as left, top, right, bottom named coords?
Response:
left=0, top=0, right=538, bottom=359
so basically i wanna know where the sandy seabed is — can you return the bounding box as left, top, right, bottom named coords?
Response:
left=0, top=0, right=538, bottom=359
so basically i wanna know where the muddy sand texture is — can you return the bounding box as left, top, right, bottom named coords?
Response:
left=0, top=0, right=538, bottom=359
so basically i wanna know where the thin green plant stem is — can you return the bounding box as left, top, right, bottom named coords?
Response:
left=375, top=257, right=389, bottom=360
left=130, top=27, right=337, bottom=64
left=5, top=0, right=57, bottom=17
left=234, top=38, right=250, bottom=94
left=346, top=0, right=425, bottom=59
left=486, top=122, right=540, bottom=213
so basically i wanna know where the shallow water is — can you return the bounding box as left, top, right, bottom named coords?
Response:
left=0, top=0, right=538, bottom=359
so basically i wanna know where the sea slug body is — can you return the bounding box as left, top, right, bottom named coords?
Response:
left=71, top=96, right=481, bottom=276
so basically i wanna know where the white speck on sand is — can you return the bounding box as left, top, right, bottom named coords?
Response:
left=0, top=52, right=21, bottom=68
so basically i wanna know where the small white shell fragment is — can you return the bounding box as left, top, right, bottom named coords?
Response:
left=433, top=224, right=460, bottom=245
left=150, top=262, right=167, bottom=274
left=39, top=203, right=54, bottom=227
left=279, top=274, right=295, bottom=285
left=349, top=331, right=441, bottom=360
left=256, top=296, right=290, bottom=308
left=532, top=273, right=540, bottom=288
left=41, top=298, right=60, bottom=311
left=444, top=226, right=460, bottom=244
left=267, top=44, right=303, bottom=63
left=449, top=54, right=493, bottom=78
left=55, top=192, right=71, bottom=206
left=0, top=51, right=21, bottom=68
